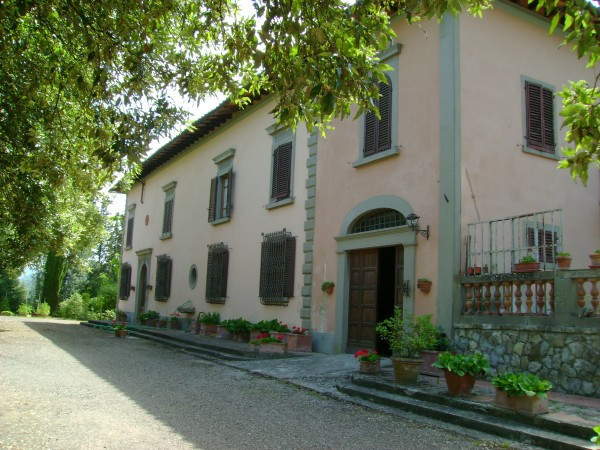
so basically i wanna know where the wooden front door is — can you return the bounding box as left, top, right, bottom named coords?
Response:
left=347, top=249, right=378, bottom=351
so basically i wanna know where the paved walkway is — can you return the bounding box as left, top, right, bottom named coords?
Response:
left=101, top=322, right=600, bottom=432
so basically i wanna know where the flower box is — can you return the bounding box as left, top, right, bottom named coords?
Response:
left=494, top=389, right=549, bottom=415
left=512, top=262, right=541, bottom=273
left=191, top=322, right=201, bottom=335
left=114, top=330, right=128, bottom=338
left=167, top=320, right=180, bottom=330
left=200, top=323, right=218, bottom=336
left=359, top=360, right=380, bottom=374
left=259, top=342, right=287, bottom=354
left=419, top=350, right=444, bottom=377
left=270, top=331, right=288, bottom=344
left=286, top=333, right=312, bottom=352
left=232, top=332, right=249, bottom=342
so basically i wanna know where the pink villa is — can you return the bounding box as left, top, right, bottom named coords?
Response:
left=117, top=2, right=600, bottom=397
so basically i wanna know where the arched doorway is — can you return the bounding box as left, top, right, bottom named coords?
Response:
left=333, top=196, right=417, bottom=354
left=136, top=264, right=147, bottom=318
left=135, top=248, right=152, bottom=322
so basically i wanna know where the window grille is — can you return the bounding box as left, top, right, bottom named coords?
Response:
left=119, top=264, right=131, bottom=299
left=155, top=255, right=172, bottom=301
left=206, top=243, right=229, bottom=304
left=125, top=216, right=134, bottom=249
left=466, top=209, right=563, bottom=274
left=351, top=209, right=406, bottom=234
left=259, top=229, right=296, bottom=305
left=162, top=198, right=174, bottom=235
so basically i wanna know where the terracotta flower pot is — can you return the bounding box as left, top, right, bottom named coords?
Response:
left=200, top=323, right=218, bottom=336
left=391, top=357, right=423, bottom=384
left=359, top=359, right=381, bottom=374
left=191, top=322, right=201, bottom=335
left=286, top=333, right=312, bottom=352
left=324, top=286, right=334, bottom=295
left=232, top=332, right=250, bottom=342
left=417, top=281, right=432, bottom=294
left=216, top=325, right=231, bottom=339
left=168, top=320, right=180, bottom=330
left=589, top=253, right=600, bottom=268
left=556, top=256, right=572, bottom=269
left=494, top=389, right=549, bottom=415
left=419, top=350, right=445, bottom=377
left=513, top=262, right=541, bottom=273
left=114, top=330, right=127, bottom=338
left=259, top=342, right=287, bottom=354
left=443, top=370, right=477, bottom=396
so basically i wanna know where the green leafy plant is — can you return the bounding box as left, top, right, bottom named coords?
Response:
left=251, top=319, right=280, bottom=333
left=432, top=352, right=489, bottom=376
left=429, top=326, right=453, bottom=351
left=17, top=303, right=33, bottom=316
left=491, top=372, right=552, bottom=398
left=417, top=278, right=431, bottom=283
left=198, top=312, right=220, bottom=324
left=375, top=307, right=437, bottom=358
left=111, top=320, right=127, bottom=331
left=591, top=425, right=600, bottom=444
left=519, top=255, right=537, bottom=264
left=354, top=349, right=381, bottom=362
left=556, top=251, right=571, bottom=257
left=249, top=332, right=284, bottom=345
left=224, top=318, right=252, bottom=334
left=321, top=281, right=335, bottom=292
left=1, top=311, right=15, bottom=316
left=34, top=302, right=51, bottom=317
left=138, top=311, right=148, bottom=321
left=145, top=310, right=159, bottom=320
left=595, top=249, right=600, bottom=254
left=169, top=312, right=180, bottom=322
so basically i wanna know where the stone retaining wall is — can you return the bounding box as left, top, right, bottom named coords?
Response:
left=454, top=323, right=600, bottom=398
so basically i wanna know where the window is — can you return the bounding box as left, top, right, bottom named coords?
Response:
left=205, top=243, right=229, bottom=304
left=155, top=255, right=172, bottom=301
left=351, top=209, right=406, bottom=234
left=526, top=226, right=560, bottom=264
left=209, top=148, right=235, bottom=224
left=524, top=80, right=556, bottom=154
left=266, top=126, right=295, bottom=209
left=119, top=263, right=132, bottom=299
left=364, top=75, right=392, bottom=157
left=161, top=181, right=177, bottom=239
left=125, top=204, right=135, bottom=250
left=259, top=229, right=296, bottom=305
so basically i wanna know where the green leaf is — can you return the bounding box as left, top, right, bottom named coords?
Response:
left=321, top=91, right=335, bottom=116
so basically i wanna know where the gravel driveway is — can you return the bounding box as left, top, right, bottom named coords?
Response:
left=1, top=317, right=512, bottom=449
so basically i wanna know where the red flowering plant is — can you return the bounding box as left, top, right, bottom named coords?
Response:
left=291, top=326, right=308, bottom=335
left=169, top=312, right=180, bottom=322
left=111, top=320, right=127, bottom=331
left=250, top=332, right=284, bottom=345
left=354, top=349, right=381, bottom=362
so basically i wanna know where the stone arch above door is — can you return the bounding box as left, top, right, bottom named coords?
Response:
left=339, top=195, right=415, bottom=237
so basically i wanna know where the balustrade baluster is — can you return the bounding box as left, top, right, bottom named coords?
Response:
left=475, top=283, right=482, bottom=314
left=493, top=282, right=501, bottom=315
left=465, top=283, right=472, bottom=315
left=524, top=281, right=534, bottom=315
left=514, top=281, right=522, bottom=315
left=502, top=281, right=512, bottom=315
left=549, top=281, right=555, bottom=315
left=590, top=279, right=599, bottom=317
left=576, top=278, right=586, bottom=310
left=483, top=283, right=491, bottom=315
left=536, top=281, right=546, bottom=315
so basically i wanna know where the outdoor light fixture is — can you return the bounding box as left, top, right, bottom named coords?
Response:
left=406, top=213, right=430, bottom=240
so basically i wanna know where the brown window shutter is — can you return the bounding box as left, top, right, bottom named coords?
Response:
left=155, top=260, right=165, bottom=299
left=225, top=170, right=233, bottom=217
left=271, top=147, right=280, bottom=200
left=283, top=236, right=296, bottom=297
left=377, top=77, right=392, bottom=152
left=119, top=264, right=131, bottom=299
left=259, top=239, right=269, bottom=297
left=164, top=258, right=172, bottom=298
left=542, top=88, right=555, bottom=152
left=208, top=177, right=217, bottom=222
left=276, top=142, right=292, bottom=200
left=364, top=110, right=377, bottom=156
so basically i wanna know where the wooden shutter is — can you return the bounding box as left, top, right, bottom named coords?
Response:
left=208, top=177, right=217, bottom=222
left=271, top=143, right=292, bottom=201
left=206, top=244, right=228, bottom=303
left=125, top=217, right=134, bottom=248
left=162, top=198, right=173, bottom=234
left=155, top=256, right=171, bottom=301
left=526, top=81, right=555, bottom=153
left=119, top=264, right=131, bottom=299
left=220, top=249, right=229, bottom=297
left=224, top=170, right=233, bottom=218
left=377, top=78, right=392, bottom=152
left=164, top=258, right=172, bottom=298
left=259, top=239, right=270, bottom=297
left=364, top=110, right=377, bottom=156
left=283, top=236, right=296, bottom=297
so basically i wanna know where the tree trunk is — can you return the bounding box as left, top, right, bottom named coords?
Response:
left=42, top=252, right=67, bottom=313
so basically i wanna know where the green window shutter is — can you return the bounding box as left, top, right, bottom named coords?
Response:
left=208, top=177, right=217, bottom=222
left=125, top=217, right=134, bottom=248
left=155, top=255, right=172, bottom=301
left=162, top=198, right=174, bottom=234
left=224, top=170, right=233, bottom=217
left=206, top=243, right=228, bottom=303
left=119, top=264, right=131, bottom=299
left=259, top=230, right=294, bottom=305
left=542, top=88, right=555, bottom=152
left=377, top=77, right=392, bottom=152
left=283, top=236, right=296, bottom=297
left=271, top=143, right=292, bottom=201
left=364, top=109, right=377, bottom=156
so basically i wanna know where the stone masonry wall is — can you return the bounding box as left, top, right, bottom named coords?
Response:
left=454, top=323, right=600, bottom=398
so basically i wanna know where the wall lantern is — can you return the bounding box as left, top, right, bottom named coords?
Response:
left=406, top=213, right=430, bottom=240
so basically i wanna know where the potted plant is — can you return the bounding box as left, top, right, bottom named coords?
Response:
left=321, top=281, right=335, bottom=295
left=375, top=307, right=437, bottom=384
left=270, top=321, right=291, bottom=343
left=155, top=317, right=167, bottom=328
left=417, top=278, right=432, bottom=294
left=432, top=352, right=489, bottom=396
left=191, top=313, right=202, bottom=334
left=145, top=310, right=159, bottom=326
left=112, top=320, right=128, bottom=338
left=216, top=319, right=232, bottom=339
left=168, top=312, right=180, bottom=330
left=590, top=249, right=600, bottom=268
left=286, top=325, right=312, bottom=352
left=138, top=311, right=148, bottom=324
left=116, top=310, right=128, bottom=322
left=249, top=319, right=280, bottom=338
left=420, top=326, right=452, bottom=377
left=354, top=349, right=381, bottom=374
left=591, top=425, right=600, bottom=445
left=491, top=372, right=552, bottom=415
left=249, top=332, right=287, bottom=354
left=513, top=255, right=541, bottom=273
left=224, top=318, right=252, bottom=341
left=556, top=251, right=572, bottom=269
left=199, top=312, right=220, bottom=335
